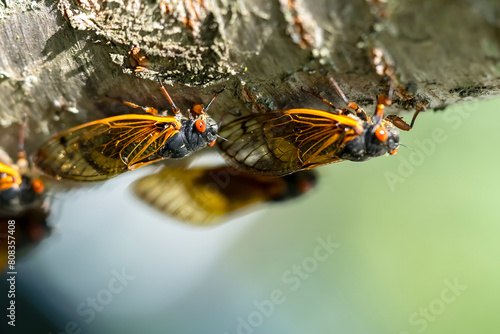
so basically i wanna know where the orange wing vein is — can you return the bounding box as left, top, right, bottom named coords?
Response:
left=218, top=109, right=362, bottom=176
left=34, top=115, right=181, bottom=181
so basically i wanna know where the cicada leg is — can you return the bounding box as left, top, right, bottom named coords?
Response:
left=157, top=75, right=181, bottom=115
left=328, top=77, right=370, bottom=121
left=301, top=88, right=341, bottom=113
left=122, top=101, right=160, bottom=115
left=190, top=88, right=225, bottom=117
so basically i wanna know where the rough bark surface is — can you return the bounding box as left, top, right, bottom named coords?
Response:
left=1, top=0, right=500, bottom=154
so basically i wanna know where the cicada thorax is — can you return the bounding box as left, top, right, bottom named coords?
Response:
left=337, top=118, right=400, bottom=162
left=161, top=116, right=218, bottom=159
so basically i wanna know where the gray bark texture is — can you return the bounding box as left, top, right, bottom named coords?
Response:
left=1, top=0, right=500, bottom=155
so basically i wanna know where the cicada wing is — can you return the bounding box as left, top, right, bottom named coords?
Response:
left=135, top=166, right=319, bottom=225
left=134, top=167, right=229, bottom=225
left=218, top=109, right=361, bottom=176
left=0, top=162, right=21, bottom=191
left=134, top=166, right=300, bottom=225
left=34, top=116, right=180, bottom=181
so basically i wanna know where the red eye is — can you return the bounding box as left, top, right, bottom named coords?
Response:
left=32, top=179, right=44, bottom=194
left=208, top=140, right=216, bottom=147
left=375, top=126, right=388, bottom=142
left=195, top=119, right=206, bottom=133
left=390, top=148, right=398, bottom=155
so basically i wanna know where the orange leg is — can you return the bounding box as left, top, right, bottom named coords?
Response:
left=328, top=77, right=369, bottom=120
left=301, top=88, right=339, bottom=112
left=205, top=88, right=225, bottom=112
left=157, top=76, right=181, bottom=114
left=16, top=114, right=29, bottom=174
left=381, top=77, right=422, bottom=131
left=374, top=76, right=394, bottom=120
left=190, top=88, right=225, bottom=117
left=122, top=101, right=160, bottom=115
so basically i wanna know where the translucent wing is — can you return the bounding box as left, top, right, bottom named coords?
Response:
left=34, top=115, right=181, bottom=181
left=134, top=166, right=317, bottom=226
left=218, top=109, right=362, bottom=176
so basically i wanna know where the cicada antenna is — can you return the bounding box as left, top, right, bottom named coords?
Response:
left=398, top=143, right=416, bottom=153
left=216, top=134, right=228, bottom=141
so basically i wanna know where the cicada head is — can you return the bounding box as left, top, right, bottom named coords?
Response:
left=182, top=115, right=219, bottom=152
left=337, top=119, right=399, bottom=161
left=272, top=170, right=318, bottom=202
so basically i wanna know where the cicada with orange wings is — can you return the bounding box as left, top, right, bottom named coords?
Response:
left=0, top=159, right=44, bottom=213
left=1, top=120, right=45, bottom=215
left=34, top=78, right=222, bottom=181
left=134, top=165, right=317, bottom=225
left=0, top=119, right=50, bottom=270
left=218, top=77, right=414, bottom=176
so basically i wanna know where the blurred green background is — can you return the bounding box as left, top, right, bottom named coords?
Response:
left=3, top=96, right=500, bottom=334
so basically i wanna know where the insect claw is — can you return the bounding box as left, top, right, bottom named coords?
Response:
left=409, top=109, right=421, bottom=129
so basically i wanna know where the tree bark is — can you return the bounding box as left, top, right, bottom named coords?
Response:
left=1, top=0, right=500, bottom=153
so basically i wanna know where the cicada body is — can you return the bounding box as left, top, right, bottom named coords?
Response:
left=34, top=114, right=218, bottom=181
left=134, top=166, right=317, bottom=225
left=34, top=79, right=221, bottom=181
left=0, top=144, right=44, bottom=215
left=218, top=108, right=400, bottom=176
left=0, top=166, right=45, bottom=213
left=0, top=122, right=49, bottom=270
left=218, top=78, right=410, bottom=176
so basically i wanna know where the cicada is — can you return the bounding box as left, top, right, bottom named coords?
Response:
left=218, top=77, right=414, bottom=176
left=1, top=120, right=49, bottom=270
left=134, top=165, right=317, bottom=225
left=0, top=121, right=45, bottom=215
left=34, top=78, right=222, bottom=181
